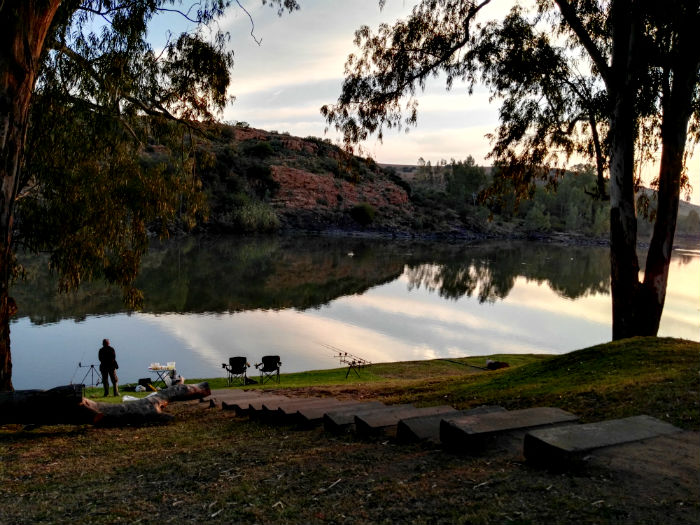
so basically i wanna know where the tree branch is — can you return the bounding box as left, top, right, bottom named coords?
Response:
left=554, top=0, right=612, bottom=88
left=235, top=0, right=263, bottom=45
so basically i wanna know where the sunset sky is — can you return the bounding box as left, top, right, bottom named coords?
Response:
left=153, top=0, right=699, bottom=205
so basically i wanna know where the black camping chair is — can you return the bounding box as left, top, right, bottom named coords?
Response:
left=222, top=356, right=249, bottom=386
left=255, top=355, right=281, bottom=384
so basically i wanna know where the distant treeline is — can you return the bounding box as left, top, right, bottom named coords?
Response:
left=394, top=158, right=700, bottom=238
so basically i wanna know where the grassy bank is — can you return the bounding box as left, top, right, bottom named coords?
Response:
left=88, top=337, right=699, bottom=429
left=2, top=337, right=698, bottom=525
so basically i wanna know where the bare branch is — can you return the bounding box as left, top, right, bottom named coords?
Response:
left=553, top=0, right=612, bottom=88
left=236, top=0, right=263, bottom=45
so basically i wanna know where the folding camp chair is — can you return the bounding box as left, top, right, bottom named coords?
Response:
left=222, top=356, right=249, bottom=386
left=255, top=355, right=281, bottom=384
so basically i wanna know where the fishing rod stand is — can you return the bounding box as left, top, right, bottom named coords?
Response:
left=77, top=362, right=102, bottom=387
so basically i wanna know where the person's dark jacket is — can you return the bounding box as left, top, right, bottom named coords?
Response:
left=98, top=345, right=118, bottom=372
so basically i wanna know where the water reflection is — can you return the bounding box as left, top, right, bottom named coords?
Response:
left=14, top=237, right=613, bottom=321
left=404, top=243, right=609, bottom=303
left=9, top=236, right=699, bottom=389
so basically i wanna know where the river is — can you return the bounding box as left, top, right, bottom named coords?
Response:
left=9, top=235, right=699, bottom=389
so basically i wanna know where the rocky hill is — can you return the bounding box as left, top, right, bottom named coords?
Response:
left=159, top=122, right=698, bottom=241
left=187, top=123, right=490, bottom=238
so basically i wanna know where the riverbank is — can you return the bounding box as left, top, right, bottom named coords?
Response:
left=1, top=337, right=697, bottom=524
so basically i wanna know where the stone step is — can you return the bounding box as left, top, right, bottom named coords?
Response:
left=247, top=396, right=293, bottom=418
left=262, top=398, right=344, bottom=423
left=441, top=407, right=579, bottom=452
left=223, top=395, right=289, bottom=416
left=396, top=406, right=506, bottom=444
left=523, top=415, right=683, bottom=467
left=296, top=401, right=385, bottom=426
left=207, top=389, right=263, bottom=409
left=355, top=405, right=458, bottom=437
left=324, top=404, right=414, bottom=433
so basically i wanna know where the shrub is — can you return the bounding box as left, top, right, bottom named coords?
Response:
left=225, top=202, right=280, bottom=233
left=246, top=141, right=274, bottom=159
left=246, top=164, right=279, bottom=198
left=350, top=202, right=376, bottom=226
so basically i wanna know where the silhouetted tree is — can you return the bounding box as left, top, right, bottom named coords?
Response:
left=0, top=0, right=299, bottom=390
left=323, top=0, right=700, bottom=341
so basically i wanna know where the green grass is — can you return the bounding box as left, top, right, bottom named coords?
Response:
left=4, top=337, right=699, bottom=525
left=84, top=353, right=545, bottom=400
left=84, top=337, right=699, bottom=429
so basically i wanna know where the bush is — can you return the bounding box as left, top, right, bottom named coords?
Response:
left=350, top=202, right=376, bottom=226
left=246, top=141, right=274, bottom=159
left=225, top=202, right=280, bottom=233
left=246, top=164, right=279, bottom=198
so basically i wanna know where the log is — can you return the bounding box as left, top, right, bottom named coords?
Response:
left=0, top=382, right=211, bottom=427
left=0, top=385, right=101, bottom=425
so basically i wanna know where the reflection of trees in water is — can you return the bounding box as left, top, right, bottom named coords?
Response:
left=13, top=236, right=406, bottom=324
left=406, top=263, right=513, bottom=303
left=404, top=243, right=611, bottom=303
left=15, top=237, right=688, bottom=324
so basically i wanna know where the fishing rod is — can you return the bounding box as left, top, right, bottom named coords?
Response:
left=319, top=343, right=372, bottom=378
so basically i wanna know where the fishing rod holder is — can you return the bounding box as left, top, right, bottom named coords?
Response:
left=335, top=352, right=371, bottom=379
left=76, top=362, right=101, bottom=387
left=320, top=343, right=372, bottom=379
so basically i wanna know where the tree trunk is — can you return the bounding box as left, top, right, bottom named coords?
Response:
left=0, top=381, right=212, bottom=427
left=0, top=1, right=62, bottom=391
left=640, top=12, right=700, bottom=336
left=608, top=0, right=642, bottom=341
left=0, top=384, right=100, bottom=425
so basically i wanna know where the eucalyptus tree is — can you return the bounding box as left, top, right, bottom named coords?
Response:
left=0, top=0, right=298, bottom=391
left=322, top=0, right=700, bottom=341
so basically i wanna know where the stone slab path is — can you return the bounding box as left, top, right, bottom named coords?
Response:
left=324, top=404, right=416, bottom=433
left=296, top=401, right=385, bottom=426
left=206, top=390, right=690, bottom=476
left=207, top=389, right=264, bottom=409
left=263, top=398, right=345, bottom=423
left=440, top=407, right=579, bottom=452
left=523, top=415, right=683, bottom=466
left=355, top=405, right=457, bottom=437
left=396, top=405, right=506, bottom=444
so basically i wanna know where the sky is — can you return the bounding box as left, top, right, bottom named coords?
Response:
left=151, top=0, right=699, bottom=205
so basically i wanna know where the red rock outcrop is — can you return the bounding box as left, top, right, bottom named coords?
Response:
left=269, top=165, right=410, bottom=212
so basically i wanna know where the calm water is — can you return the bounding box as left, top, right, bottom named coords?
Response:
left=10, top=235, right=699, bottom=389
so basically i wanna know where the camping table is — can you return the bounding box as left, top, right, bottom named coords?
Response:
left=148, top=365, right=175, bottom=388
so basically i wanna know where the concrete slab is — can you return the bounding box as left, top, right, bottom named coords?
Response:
left=396, top=406, right=506, bottom=444
left=207, top=389, right=263, bottom=409
left=324, top=404, right=414, bottom=433
left=262, top=398, right=343, bottom=423
left=296, top=401, right=385, bottom=426
left=523, top=415, right=683, bottom=467
left=272, top=397, right=342, bottom=414
left=247, top=396, right=291, bottom=418
left=440, top=407, right=579, bottom=452
left=223, top=395, right=288, bottom=416
left=355, top=405, right=457, bottom=437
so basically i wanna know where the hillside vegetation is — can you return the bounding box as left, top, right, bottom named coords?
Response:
left=152, top=122, right=700, bottom=239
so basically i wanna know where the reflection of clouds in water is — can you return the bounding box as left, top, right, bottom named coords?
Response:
left=658, top=258, right=700, bottom=340
left=316, top=283, right=591, bottom=356
left=138, top=310, right=408, bottom=373
left=505, top=278, right=611, bottom=327
left=10, top=245, right=699, bottom=389
left=338, top=283, right=516, bottom=334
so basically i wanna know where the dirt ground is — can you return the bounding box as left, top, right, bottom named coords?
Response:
left=1, top=401, right=697, bottom=525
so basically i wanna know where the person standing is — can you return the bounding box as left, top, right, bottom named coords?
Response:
left=98, top=338, right=119, bottom=396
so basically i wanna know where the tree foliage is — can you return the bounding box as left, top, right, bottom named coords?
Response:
left=0, top=0, right=299, bottom=390
left=323, top=0, right=697, bottom=202
left=323, top=0, right=700, bottom=340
